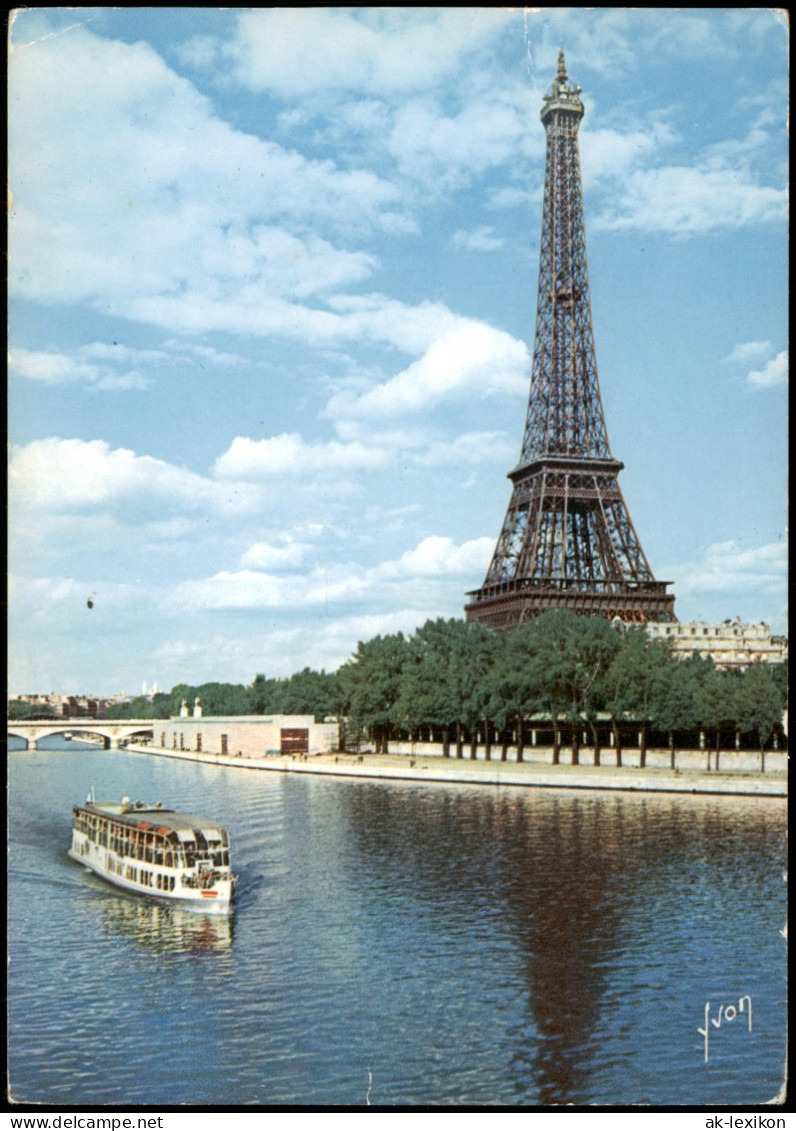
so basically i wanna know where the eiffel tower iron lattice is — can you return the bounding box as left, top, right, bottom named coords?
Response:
left=465, top=52, right=676, bottom=631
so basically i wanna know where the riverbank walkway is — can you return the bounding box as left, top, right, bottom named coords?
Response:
left=124, top=744, right=786, bottom=797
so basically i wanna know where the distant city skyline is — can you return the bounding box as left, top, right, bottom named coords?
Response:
left=9, top=9, right=788, bottom=695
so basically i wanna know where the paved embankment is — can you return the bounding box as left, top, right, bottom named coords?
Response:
left=123, top=744, right=787, bottom=797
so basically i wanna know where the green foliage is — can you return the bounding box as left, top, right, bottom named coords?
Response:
left=486, top=619, right=545, bottom=728
left=733, top=663, right=785, bottom=750
left=105, top=694, right=172, bottom=719
left=525, top=610, right=620, bottom=724
left=603, top=628, right=671, bottom=725
left=8, top=700, right=58, bottom=720
left=768, top=661, right=789, bottom=709
left=42, top=617, right=784, bottom=752
left=694, top=667, right=742, bottom=731
left=338, top=633, right=407, bottom=731
left=395, top=619, right=497, bottom=732
left=648, top=652, right=710, bottom=735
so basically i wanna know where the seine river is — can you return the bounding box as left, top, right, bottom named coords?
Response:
left=7, top=740, right=787, bottom=1108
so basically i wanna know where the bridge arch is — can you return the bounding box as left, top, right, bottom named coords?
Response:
left=7, top=721, right=154, bottom=750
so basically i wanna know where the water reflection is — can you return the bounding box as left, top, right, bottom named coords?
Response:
left=341, top=783, right=786, bottom=1105
left=8, top=750, right=787, bottom=1106
left=97, top=892, right=234, bottom=954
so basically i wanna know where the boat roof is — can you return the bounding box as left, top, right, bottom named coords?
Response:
left=81, top=800, right=227, bottom=837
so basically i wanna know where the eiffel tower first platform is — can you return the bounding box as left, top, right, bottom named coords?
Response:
left=465, top=52, right=676, bottom=631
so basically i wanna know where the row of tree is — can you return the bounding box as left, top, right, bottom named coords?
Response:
left=11, top=613, right=787, bottom=765
left=100, top=668, right=338, bottom=722
left=337, top=613, right=787, bottom=767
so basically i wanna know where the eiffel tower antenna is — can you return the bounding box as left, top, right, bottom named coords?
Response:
left=465, top=52, right=676, bottom=630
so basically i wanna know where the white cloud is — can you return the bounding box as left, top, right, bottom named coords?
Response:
left=240, top=540, right=317, bottom=572
left=9, top=437, right=259, bottom=514
left=387, top=93, right=531, bottom=189
left=594, top=165, right=786, bottom=234
left=412, top=432, right=516, bottom=468
left=376, top=535, right=494, bottom=580
left=527, top=8, right=782, bottom=79
left=212, top=433, right=393, bottom=480
left=171, top=534, right=493, bottom=614
left=724, top=340, right=772, bottom=364
left=216, top=9, right=514, bottom=97
left=747, top=350, right=788, bottom=389
left=666, top=540, right=787, bottom=597
left=451, top=226, right=504, bottom=252
left=8, top=344, right=167, bottom=390
left=579, top=120, right=679, bottom=185
left=326, top=322, right=529, bottom=421
left=9, top=348, right=101, bottom=386
left=723, top=342, right=787, bottom=389
left=9, top=24, right=399, bottom=324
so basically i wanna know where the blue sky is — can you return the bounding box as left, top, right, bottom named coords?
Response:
left=8, top=8, right=788, bottom=696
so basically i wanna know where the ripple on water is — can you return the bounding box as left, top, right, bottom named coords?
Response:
left=7, top=749, right=787, bottom=1107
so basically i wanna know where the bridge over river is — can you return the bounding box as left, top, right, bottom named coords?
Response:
left=8, top=720, right=155, bottom=750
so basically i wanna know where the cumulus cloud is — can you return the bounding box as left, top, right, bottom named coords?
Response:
left=9, top=24, right=399, bottom=324
left=724, top=340, right=772, bottom=364
left=579, top=120, right=679, bottom=185
left=594, top=165, right=786, bottom=234
left=666, top=540, right=787, bottom=597
left=529, top=8, right=781, bottom=79
left=451, top=226, right=504, bottom=252
left=387, top=93, right=531, bottom=190
left=211, top=8, right=514, bottom=97
left=376, top=535, right=494, bottom=580
left=9, top=437, right=259, bottom=514
left=724, top=342, right=787, bottom=389
left=240, top=539, right=317, bottom=571
left=171, top=534, right=493, bottom=613
left=747, top=349, right=787, bottom=389
left=8, top=344, right=167, bottom=390
left=212, top=434, right=393, bottom=479
left=326, top=322, right=529, bottom=421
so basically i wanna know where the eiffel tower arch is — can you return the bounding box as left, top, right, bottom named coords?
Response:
left=465, top=52, right=676, bottom=632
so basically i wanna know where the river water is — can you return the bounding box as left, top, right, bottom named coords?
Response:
left=7, top=740, right=788, bottom=1108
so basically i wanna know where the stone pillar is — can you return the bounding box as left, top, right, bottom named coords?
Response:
left=179, top=699, right=189, bottom=718
left=193, top=697, right=202, bottom=718
left=27, top=737, right=38, bottom=750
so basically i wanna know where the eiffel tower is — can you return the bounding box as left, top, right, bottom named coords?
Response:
left=465, top=51, right=676, bottom=631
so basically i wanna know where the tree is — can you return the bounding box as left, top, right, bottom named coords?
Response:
left=249, top=673, right=281, bottom=714
left=695, top=667, right=742, bottom=770
left=105, top=695, right=172, bottom=719
left=648, top=653, right=708, bottom=768
left=734, top=663, right=785, bottom=771
left=521, top=611, right=619, bottom=765
left=279, top=668, right=336, bottom=721
left=337, top=633, right=409, bottom=753
left=395, top=619, right=470, bottom=756
left=449, top=620, right=498, bottom=760
left=601, top=629, right=664, bottom=766
left=486, top=620, right=546, bottom=762
left=8, top=700, right=58, bottom=720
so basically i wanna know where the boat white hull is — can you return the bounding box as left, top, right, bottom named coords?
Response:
left=69, top=836, right=233, bottom=915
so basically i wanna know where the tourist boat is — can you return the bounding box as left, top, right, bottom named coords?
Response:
left=69, top=795, right=236, bottom=914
